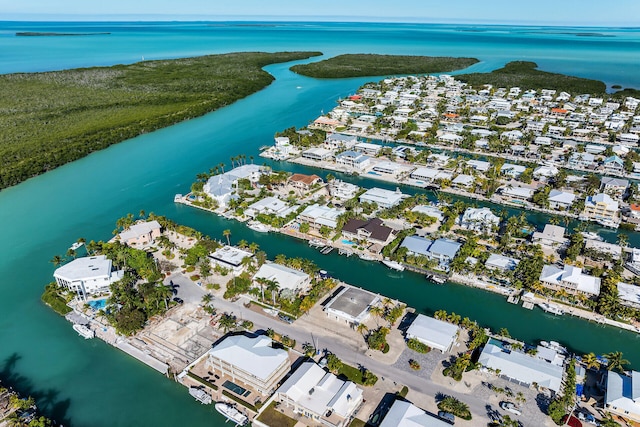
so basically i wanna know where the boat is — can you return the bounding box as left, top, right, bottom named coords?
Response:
left=308, top=239, right=326, bottom=248
left=426, top=273, right=446, bottom=284
left=214, top=402, right=248, bottom=426
left=580, top=231, right=603, bottom=241
left=359, top=252, right=376, bottom=261
left=338, top=248, right=353, bottom=257
left=72, top=324, right=95, bottom=339
left=188, top=387, right=212, bottom=404
left=69, top=241, right=84, bottom=251
left=320, top=246, right=334, bottom=255
left=247, top=221, right=269, bottom=233
left=596, top=218, right=619, bottom=229
left=538, top=302, right=565, bottom=316
left=381, top=259, right=405, bottom=271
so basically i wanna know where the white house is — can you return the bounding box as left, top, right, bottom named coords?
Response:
left=359, top=187, right=405, bottom=209
left=325, top=133, right=358, bottom=149
left=501, top=163, right=527, bottom=178
left=459, top=207, right=500, bottom=232
left=254, top=263, right=311, bottom=293
left=605, top=371, right=640, bottom=423
left=467, top=159, right=491, bottom=173
left=548, top=190, right=576, bottom=210
left=532, top=224, right=569, bottom=247
left=354, top=142, right=382, bottom=156
left=324, top=286, right=380, bottom=326
left=501, top=185, right=534, bottom=201
left=568, top=152, right=595, bottom=168
left=533, top=165, right=559, bottom=180
left=276, top=361, right=363, bottom=427
left=118, top=220, right=162, bottom=246
left=406, top=314, right=459, bottom=353
left=539, top=264, right=601, bottom=295
left=207, top=334, right=291, bottom=396
left=336, top=150, right=371, bottom=170
left=329, top=180, right=359, bottom=201
left=203, top=165, right=265, bottom=208
left=54, top=255, right=124, bottom=300
left=411, top=205, right=444, bottom=222
left=600, top=177, right=629, bottom=197
left=209, top=246, right=254, bottom=275
left=451, top=174, right=474, bottom=188
left=302, top=147, right=333, bottom=162
left=245, top=196, right=294, bottom=218
left=379, top=400, right=452, bottom=427
left=485, top=254, right=520, bottom=272
left=297, top=204, right=344, bottom=230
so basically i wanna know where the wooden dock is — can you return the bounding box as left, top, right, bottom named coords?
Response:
left=522, top=301, right=535, bottom=310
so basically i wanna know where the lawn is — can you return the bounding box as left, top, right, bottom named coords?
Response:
left=0, top=51, right=320, bottom=189
left=256, top=402, right=297, bottom=427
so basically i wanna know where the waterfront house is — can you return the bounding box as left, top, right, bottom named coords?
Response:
left=209, top=246, right=254, bottom=275
left=602, top=155, right=625, bottom=174
left=324, top=286, right=380, bottom=326
left=584, top=239, right=623, bottom=260
left=297, top=204, right=344, bottom=230
left=500, top=185, right=534, bottom=202
left=341, top=218, right=395, bottom=246
left=328, top=180, right=359, bottom=201
left=548, top=190, right=576, bottom=210
left=605, top=371, right=640, bottom=423
left=206, top=334, right=291, bottom=396
left=539, top=264, right=601, bottom=296
left=410, top=167, right=450, bottom=183
left=406, top=314, right=459, bottom=353
left=626, top=248, right=640, bottom=276
left=253, top=262, right=311, bottom=293
left=451, top=174, right=474, bottom=188
left=276, top=361, right=363, bottom=427
left=533, top=165, right=560, bottom=180
left=425, top=238, right=462, bottom=270
left=618, top=133, right=640, bottom=146
left=353, top=142, right=382, bottom=156
left=302, top=147, right=333, bottom=162
left=459, top=207, right=500, bottom=233
left=428, top=153, right=451, bottom=166
left=359, top=187, right=405, bottom=209
left=479, top=340, right=564, bottom=393
left=568, top=152, right=595, bottom=168
left=466, top=159, right=491, bottom=173
left=372, top=161, right=404, bottom=175
left=485, top=254, right=520, bottom=272
left=203, top=164, right=265, bottom=208
left=585, top=144, right=607, bottom=155
left=400, top=235, right=433, bottom=257
left=325, top=133, right=358, bottom=150
left=582, top=193, right=619, bottom=222
left=336, top=150, right=371, bottom=170
left=54, top=255, right=124, bottom=301
left=288, top=173, right=323, bottom=192
left=617, top=282, right=640, bottom=309
left=379, top=400, right=452, bottom=427
left=411, top=205, right=444, bottom=222
left=600, top=177, right=629, bottom=198
left=118, top=220, right=161, bottom=247
left=245, top=196, right=294, bottom=219
left=501, top=163, right=527, bottom=178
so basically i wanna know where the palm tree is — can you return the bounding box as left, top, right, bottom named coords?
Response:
left=201, top=293, right=213, bottom=306
left=434, top=310, right=448, bottom=320
left=248, top=242, right=259, bottom=254
left=50, top=255, right=64, bottom=267
left=356, top=323, right=369, bottom=336
left=222, top=229, right=231, bottom=246
left=218, top=314, right=237, bottom=333
left=369, top=306, right=384, bottom=325
left=156, top=284, right=173, bottom=311
left=255, top=277, right=268, bottom=302
left=66, top=248, right=77, bottom=260
left=617, top=233, right=629, bottom=248
left=604, top=351, right=629, bottom=373
left=266, top=280, right=280, bottom=306
left=582, top=352, right=601, bottom=371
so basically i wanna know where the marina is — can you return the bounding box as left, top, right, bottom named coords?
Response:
left=214, top=402, right=248, bottom=426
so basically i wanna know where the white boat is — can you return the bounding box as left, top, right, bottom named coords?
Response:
left=308, top=239, right=326, bottom=248
left=426, top=274, right=446, bottom=284
left=596, top=218, right=619, bottom=229
left=381, top=259, right=405, bottom=271
left=580, top=231, right=603, bottom=241
left=247, top=221, right=269, bottom=233
left=538, top=302, right=564, bottom=316
left=214, top=402, right=248, bottom=426
left=73, top=324, right=95, bottom=339
left=189, top=387, right=212, bottom=404
left=359, top=253, right=376, bottom=261
left=69, top=241, right=84, bottom=251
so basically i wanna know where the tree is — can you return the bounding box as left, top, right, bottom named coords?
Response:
left=49, top=255, right=64, bottom=267
left=326, top=353, right=342, bottom=374
left=356, top=323, right=369, bottom=336
left=201, top=293, right=213, bottom=305
left=266, top=280, right=280, bottom=306
left=437, top=395, right=471, bottom=420
left=299, top=222, right=310, bottom=234
left=218, top=313, right=237, bottom=333
left=222, top=229, right=231, bottom=246
left=582, top=352, right=601, bottom=371
left=605, top=351, right=629, bottom=373
left=302, top=342, right=316, bottom=357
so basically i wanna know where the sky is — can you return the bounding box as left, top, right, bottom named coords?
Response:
left=1, top=0, right=639, bottom=26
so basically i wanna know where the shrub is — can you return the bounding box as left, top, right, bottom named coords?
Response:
left=407, top=338, right=431, bottom=353
left=409, top=359, right=421, bottom=370
left=437, top=395, right=472, bottom=420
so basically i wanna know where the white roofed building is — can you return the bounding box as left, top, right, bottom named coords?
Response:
left=485, top=254, right=520, bottom=272
left=548, top=190, right=576, bottom=210
left=298, top=204, right=344, bottom=230
left=459, top=207, right=500, bottom=232
left=118, top=220, right=161, bottom=246
left=276, top=361, right=363, bottom=427
left=406, top=314, right=459, bottom=353
left=207, top=334, right=290, bottom=396
left=359, top=187, right=406, bottom=209
left=203, top=165, right=265, bottom=208
left=379, top=400, right=452, bottom=427
left=324, top=286, right=380, bottom=326
left=254, top=263, right=311, bottom=293
left=539, top=264, right=601, bottom=296
left=209, top=246, right=254, bottom=275
left=54, top=255, right=124, bottom=300
left=605, top=371, right=640, bottom=423
left=532, top=224, right=569, bottom=248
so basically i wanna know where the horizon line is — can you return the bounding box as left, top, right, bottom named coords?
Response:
left=2, top=14, right=640, bottom=28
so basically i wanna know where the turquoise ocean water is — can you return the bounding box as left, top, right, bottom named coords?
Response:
left=1, top=21, right=640, bottom=426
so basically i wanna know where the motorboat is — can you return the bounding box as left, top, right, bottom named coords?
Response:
left=426, top=274, right=446, bottom=284
left=580, top=231, right=603, bottom=241
left=381, top=259, right=405, bottom=271
left=214, top=402, right=248, bottom=426
left=538, top=302, right=565, bottom=316
left=73, top=324, right=95, bottom=339
left=358, top=253, right=376, bottom=261
left=596, top=218, right=619, bottom=229
left=188, top=387, right=212, bottom=404
left=247, top=221, right=269, bottom=233
left=308, top=239, right=326, bottom=248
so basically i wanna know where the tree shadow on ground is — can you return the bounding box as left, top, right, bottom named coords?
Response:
left=0, top=353, right=72, bottom=426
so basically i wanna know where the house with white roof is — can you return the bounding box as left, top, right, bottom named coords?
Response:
left=548, top=190, right=576, bottom=210
left=209, top=246, right=254, bottom=275
left=354, top=142, right=382, bottom=156
left=426, top=238, right=462, bottom=270
left=379, top=400, right=452, bottom=427
left=254, top=263, right=311, bottom=293
left=118, top=220, right=161, bottom=246
left=336, top=150, right=371, bottom=170
left=618, top=133, right=640, bottom=146
left=459, top=207, right=500, bottom=232
left=532, top=224, right=569, bottom=248
left=582, top=193, right=619, bottom=221
left=533, top=165, right=560, bottom=180
left=325, top=133, right=358, bottom=150
left=203, top=165, right=265, bottom=208
left=451, top=174, right=474, bottom=188
left=298, top=204, right=344, bottom=230
left=584, top=239, right=623, bottom=260
left=501, top=185, right=534, bottom=202
left=359, top=187, right=406, bottom=209
left=302, top=147, right=333, bottom=162
left=617, top=282, right=640, bottom=309
left=411, top=205, right=444, bottom=222
left=245, top=196, right=294, bottom=219
left=329, top=180, right=359, bottom=201
left=479, top=340, right=564, bottom=392
left=602, top=155, right=625, bottom=173
left=605, top=371, right=640, bottom=423
left=501, top=163, right=527, bottom=178
left=324, top=286, right=380, bottom=326
left=539, top=264, right=601, bottom=296
left=467, top=159, right=491, bottom=173
left=406, top=314, right=459, bottom=353
left=54, top=255, right=124, bottom=300
left=600, top=177, right=629, bottom=198
left=207, top=334, right=291, bottom=396
left=568, top=152, right=595, bottom=168
left=485, top=254, right=520, bottom=272
left=276, top=361, right=363, bottom=427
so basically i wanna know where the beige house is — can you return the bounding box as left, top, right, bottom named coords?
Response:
left=581, top=193, right=619, bottom=221
left=207, top=335, right=291, bottom=396
left=119, top=220, right=161, bottom=246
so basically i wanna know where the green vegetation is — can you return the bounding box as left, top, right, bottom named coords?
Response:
left=407, top=338, right=431, bottom=353
left=437, top=395, right=472, bottom=420
left=348, top=419, right=368, bottom=427
left=547, top=358, right=576, bottom=425
left=457, top=61, right=607, bottom=94
left=397, top=386, right=409, bottom=398
left=443, top=353, right=473, bottom=381
left=290, top=54, right=478, bottom=78
left=257, top=402, right=298, bottom=427
left=326, top=353, right=377, bottom=386
left=40, top=282, right=72, bottom=315
left=0, top=51, right=321, bottom=189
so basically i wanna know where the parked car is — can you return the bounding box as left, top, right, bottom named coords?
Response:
left=577, top=411, right=597, bottom=425
left=438, top=411, right=455, bottom=424
left=278, top=313, right=293, bottom=324
left=500, top=401, right=522, bottom=416
left=173, top=297, right=184, bottom=304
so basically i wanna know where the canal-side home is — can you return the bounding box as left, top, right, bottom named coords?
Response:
left=54, top=255, right=124, bottom=301
left=605, top=370, right=640, bottom=423
left=405, top=314, right=459, bottom=353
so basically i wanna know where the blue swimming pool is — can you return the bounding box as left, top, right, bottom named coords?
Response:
left=341, top=239, right=355, bottom=245
left=88, top=299, right=107, bottom=310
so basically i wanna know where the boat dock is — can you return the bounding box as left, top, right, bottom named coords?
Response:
left=522, top=301, right=535, bottom=310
